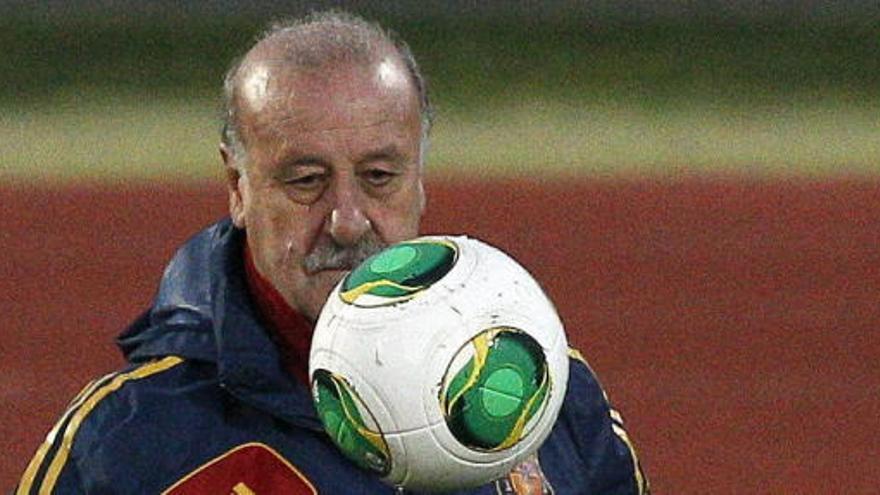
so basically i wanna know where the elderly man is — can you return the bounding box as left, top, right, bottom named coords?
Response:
left=17, top=12, right=648, bottom=494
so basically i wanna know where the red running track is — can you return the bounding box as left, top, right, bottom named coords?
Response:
left=2, top=178, right=878, bottom=493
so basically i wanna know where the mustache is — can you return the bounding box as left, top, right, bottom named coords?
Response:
left=302, top=234, right=386, bottom=274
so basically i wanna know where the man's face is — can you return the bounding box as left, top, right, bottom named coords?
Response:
left=225, top=55, right=425, bottom=321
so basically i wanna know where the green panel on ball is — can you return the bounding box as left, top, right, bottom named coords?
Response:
left=442, top=329, right=550, bottom=451
left=340, top=239, right=458, bottom=304
left=312, top=369, right=391, bottom=475
left=482, top=368, right=525, bottom=417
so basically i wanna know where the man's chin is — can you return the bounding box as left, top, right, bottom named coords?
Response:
left=301, top=269, right=350, bottom=321
left=314, top=268, right=351, bottom=296
left=318, top=267, right=349, bottom=282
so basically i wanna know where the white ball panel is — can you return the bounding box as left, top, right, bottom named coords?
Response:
left=310, top=235, right=570, bottom=492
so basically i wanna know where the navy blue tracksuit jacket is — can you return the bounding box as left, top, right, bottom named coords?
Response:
left=16, top=219, right=649, bottom=494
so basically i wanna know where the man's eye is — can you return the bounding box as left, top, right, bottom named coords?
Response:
left=363, top=169, right=396, bottom=186
left=286, top=173, right=325, bottom=189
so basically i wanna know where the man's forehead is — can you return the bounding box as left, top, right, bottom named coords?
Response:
left=240, top=63, right=272, bottom=114
left=236, top=55, right=417, bottom=130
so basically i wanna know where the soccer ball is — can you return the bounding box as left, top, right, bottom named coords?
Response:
left=309, top=235, right=569, bottom=492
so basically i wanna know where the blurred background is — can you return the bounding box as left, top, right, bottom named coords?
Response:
left=3, top=0, right=879, bottom=180
left=2, top=1, right=879, bottom=493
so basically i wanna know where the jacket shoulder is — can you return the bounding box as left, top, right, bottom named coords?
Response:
left=15, top=356, right=192, bottom=494
left=537, top=349, right=650, bottom=494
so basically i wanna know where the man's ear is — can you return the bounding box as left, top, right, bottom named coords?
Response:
left=221, top=143, right=247, bottom=228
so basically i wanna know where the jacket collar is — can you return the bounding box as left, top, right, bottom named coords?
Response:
left=118, top=218, right=322, bottom=430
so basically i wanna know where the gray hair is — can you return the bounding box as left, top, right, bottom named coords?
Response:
left=221, top=11, right=434, bottom=169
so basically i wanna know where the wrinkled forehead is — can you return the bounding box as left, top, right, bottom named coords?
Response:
left=235, top=52, right=417, bottom=135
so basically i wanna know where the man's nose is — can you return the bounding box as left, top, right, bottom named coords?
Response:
left=327, top=183, right=371, bottom=246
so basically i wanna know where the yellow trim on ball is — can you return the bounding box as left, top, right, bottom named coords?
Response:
left=331, top=374, right=389, bottom=457
left=443, top=330, right=492, bottom=415
left=339, top=279, right=422, bottom=304
left=495, top=365, right=550, bottom=450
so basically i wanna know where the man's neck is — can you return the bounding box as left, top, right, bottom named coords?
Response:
left=243, top=241, right=313, bottom=386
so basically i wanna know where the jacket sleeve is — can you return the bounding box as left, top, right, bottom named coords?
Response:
left=15, top=357, right=183, bottom=494
left=14, top=375, right=101, bottom=495
left=14, top=458, right=85, bottom=495
left=549, top=348, right=650, bottom=494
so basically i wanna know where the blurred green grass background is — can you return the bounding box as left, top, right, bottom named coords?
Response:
left=2, top=9, right=878, bottom=181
